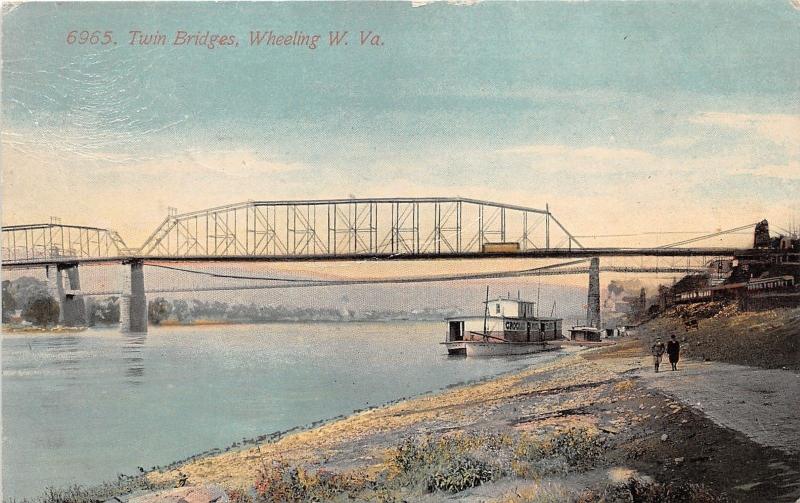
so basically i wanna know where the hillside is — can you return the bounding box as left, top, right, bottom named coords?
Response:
left=634, top=303, right=800, bottom=370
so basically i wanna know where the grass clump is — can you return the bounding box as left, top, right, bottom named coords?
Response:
left=512, top=428, right=604, bottom=478
left=14, top=474, right=173, bottom=503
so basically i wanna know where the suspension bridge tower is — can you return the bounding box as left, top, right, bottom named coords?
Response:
left=587, top=257, right=601, bottom=329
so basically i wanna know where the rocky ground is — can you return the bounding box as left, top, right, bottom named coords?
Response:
left=593, top=351, right=800, bottom=454
left=634, top=304, right=800, bottom=370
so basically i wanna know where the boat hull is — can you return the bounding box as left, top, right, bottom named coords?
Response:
left=443, top=341, right=560, bottom=356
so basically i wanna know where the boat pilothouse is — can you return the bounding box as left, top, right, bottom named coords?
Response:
left=444, top=295, right=563, bottom=356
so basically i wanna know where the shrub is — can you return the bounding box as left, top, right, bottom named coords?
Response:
left=226, top=488, right=254, bottom=503
left=23, top=294, right=59, bottom=326
left=547, top=428, right=603, bottom=469
left=391, top=433, right=500, bottom=494
left=253, top=459, right=370, bottom=502
left=148, top=297, right=172, bottom=325
left=253, top=460, right=307, bottom=502
left=425, top=455, right=495, bottom=493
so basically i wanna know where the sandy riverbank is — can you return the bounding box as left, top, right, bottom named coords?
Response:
left=142, top=341, right=800, bottom=502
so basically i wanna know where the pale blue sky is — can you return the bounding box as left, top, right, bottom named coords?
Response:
left=2, top=1, right=799, bottom=245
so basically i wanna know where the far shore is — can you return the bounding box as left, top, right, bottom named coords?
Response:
left=154, top=317, right=441, bottom=326
left=1, top=318, right=447, bottom=333
left=1, top=324, right=88, bottom=333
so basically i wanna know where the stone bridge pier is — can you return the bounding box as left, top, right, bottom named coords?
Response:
left=46, top=264, right=86, bottom=327
left=120, top=260, right=147, bottom=333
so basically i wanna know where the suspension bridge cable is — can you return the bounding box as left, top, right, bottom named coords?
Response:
left=75, top=265, right=701, bottom=296
left=573, top=231, right=752, bottom=239
left=142, top=263, right=333, bottom=283
left=657, top=222, right=758, bottom=249
left=141, top=268, right=593, bottom=293
left=141, top=258, right=591, bottom=286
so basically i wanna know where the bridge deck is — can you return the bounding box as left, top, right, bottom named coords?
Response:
left=2, top=247, right=745, bottom=268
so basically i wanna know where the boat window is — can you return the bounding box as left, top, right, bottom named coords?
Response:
left=496, top=303, right=500, bottom=314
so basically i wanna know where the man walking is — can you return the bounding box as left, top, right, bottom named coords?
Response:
left=667, top=334, right=680, bottom=371
left=651, top=338, right=665, bottom=373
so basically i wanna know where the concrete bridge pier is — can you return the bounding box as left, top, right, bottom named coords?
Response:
left=46, top=264, right=86, bottom=326
left=587, top=257, right=601, bottom=329
left=62, top=266, right=87, bottom=326
left=45, top=265, right=66, bottom=324
left=120, top=260, right=147, bottom=333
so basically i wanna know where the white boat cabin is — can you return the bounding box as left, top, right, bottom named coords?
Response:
left=446, top=298, right=562, bottom=343
left=568, top=326, right=602, bottom=342
left=488, top=298, right=536, bottom=319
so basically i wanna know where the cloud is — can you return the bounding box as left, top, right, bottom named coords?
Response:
left=658, top=136, right=700, bottom=149
left=499, top=144, right=653, bottom=160
left=134, top=150, right=302, bottom=178
left=746, top=160, right=800, bottom=180
left=495, top=143, right=661, bottom=174
left=2, top=126, right=302, bottom=178
left=689, top=112, right=800, bottom=153
left=1, top=139, right=308, bottom=244
left=493, top=115, right=799, bottom=183
left=3, top=123, right=797, bottom=250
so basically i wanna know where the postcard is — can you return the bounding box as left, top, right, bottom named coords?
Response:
left=2, top=2, right=799, bottom=502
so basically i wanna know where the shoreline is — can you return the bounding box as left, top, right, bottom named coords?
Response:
left=140, top=350, right=570, bottom=476
left=138, top=341, right=800, bottom=502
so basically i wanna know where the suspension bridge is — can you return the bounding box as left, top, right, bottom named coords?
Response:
left=2, top=197, right=763, bottom=332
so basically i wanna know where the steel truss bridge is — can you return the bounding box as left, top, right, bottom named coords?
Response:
left=1, top=223, right=130, bottom=264
left=2, top=197, right=759, bottom=332
left=139, top=198, right=581, bottom=257
left=2, top=197, right=749, bottom=267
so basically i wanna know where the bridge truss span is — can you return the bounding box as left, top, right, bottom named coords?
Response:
left=138, top=198, right=583, bottom=258
left=1, top=223, right=129, bottom=263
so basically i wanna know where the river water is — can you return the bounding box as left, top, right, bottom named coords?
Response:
left=2, top=321, right=561, bottom=500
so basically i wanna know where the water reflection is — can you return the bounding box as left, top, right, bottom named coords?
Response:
left=36, top=336, right=81, bottom=377
left=121, top=333, right=146, bottom=385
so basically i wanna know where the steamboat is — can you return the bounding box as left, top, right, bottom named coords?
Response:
left=443, top=292, right=563, bottom=356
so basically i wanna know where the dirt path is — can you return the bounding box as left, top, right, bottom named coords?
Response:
left=589, top=348, right=800, bottom=455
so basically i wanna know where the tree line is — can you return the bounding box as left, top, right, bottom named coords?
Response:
left=2, top=277, right=121, bottom=327
left=146, top=297, right=455, bottom=325
left=2, top=278, right=458, bottom=327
